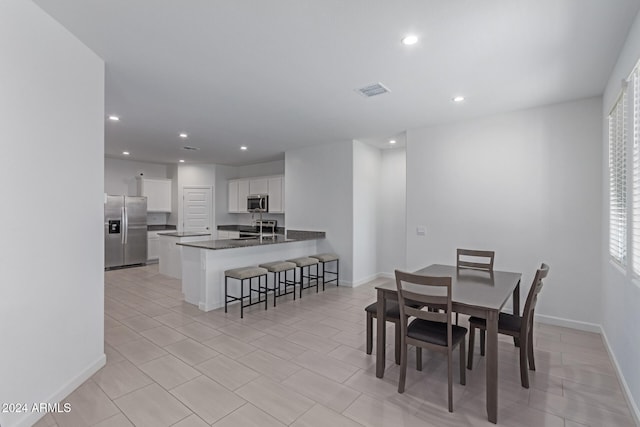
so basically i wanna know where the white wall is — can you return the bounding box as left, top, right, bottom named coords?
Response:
left=285, top=141, right=354, bottom=284
left=377, top=148, right=407, bottom=276
left=104, top=157, right=168, bottom=196
left=601, top=8, right=640, bottom=419
left=215, top=164, right=237, bottom=226
left=406, top=97, right=603, bottom=326
left=0, top=2, right=105, bottom=426
left=237, top=159, right=285, bottom=178
left=352, top=141, right=381, bottom=284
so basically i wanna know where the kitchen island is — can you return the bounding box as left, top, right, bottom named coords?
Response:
left=158, top=231, right=212, bottom=279
left=178, top=230, right=325, bottom=311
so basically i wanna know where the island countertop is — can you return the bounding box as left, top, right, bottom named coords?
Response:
left=159, top=231, right=212, bottom=238
left=177, top=230, right=325, bottom=250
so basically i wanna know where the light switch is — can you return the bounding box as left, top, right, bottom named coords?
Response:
left=416, top=226, right=426, bottom=236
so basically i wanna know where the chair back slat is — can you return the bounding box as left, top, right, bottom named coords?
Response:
left=457, top=248, right=495, bottom=271
left=405, top=306, right=447, bottom=323
left=521, top=263, right=549, bottom=334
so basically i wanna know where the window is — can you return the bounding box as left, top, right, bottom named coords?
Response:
left=609, top=90, right=627, bottom=265
left=609, top=60, right=640, bottom=273
left=632, top=67, right=640, bottom=275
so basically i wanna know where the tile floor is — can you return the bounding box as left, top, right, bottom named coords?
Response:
left=34, top=264, right=636, bottom=427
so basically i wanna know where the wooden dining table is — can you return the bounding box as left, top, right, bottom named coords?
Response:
left=375, top=264, right=522, bottom=424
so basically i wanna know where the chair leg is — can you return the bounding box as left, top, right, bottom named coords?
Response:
left=455, top=312, right=459, bottom=325
left=398, top=336, right=408, bottom=393
left=519, top=335, right=530, bottom=389
left=459, top=338, right=466, bottom=385
left=467, top=325, right=475, bottom=370
left=416, top=347, right=422, bottom=371
left=365, top=313, right=373, bottom=355
left=480, top=329, right=485, bottom=356
left=528, top=325, right=536, bottom=371
left=448, top=349, right=453, bottom=413
left=394, top=321, right=401, bottom=365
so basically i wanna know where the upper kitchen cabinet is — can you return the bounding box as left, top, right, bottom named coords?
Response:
left=268, top=176, right=284, bottom=213
left=228, top=175, right=284, bottom=213
left=228, top=179, right=249, bottom=213
left=249, top=178, right=268, bottom=195
left=137, top=177, right=172, bottom=212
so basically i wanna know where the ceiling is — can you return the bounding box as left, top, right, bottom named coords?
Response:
left=34, top=0, right=640, bottom=166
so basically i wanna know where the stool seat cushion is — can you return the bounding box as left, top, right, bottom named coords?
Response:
left=225, top=266, right=268, bottom=280
left=259, top=261, right=296, bottom=272
left=310, top=253, right=339, bottom=262
left=287, top=257, right=319, bottom=267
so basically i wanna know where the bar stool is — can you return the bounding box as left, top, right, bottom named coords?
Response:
left=310, top=253, right=339, bottom=290
left=224, top=266, right=268, bottom=318
left=286, top=257, right=320, bottom=298
left=258, top=260, right=297, bottom=305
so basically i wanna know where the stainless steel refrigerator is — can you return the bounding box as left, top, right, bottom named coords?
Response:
left=104, top=195, right=148, bottom=269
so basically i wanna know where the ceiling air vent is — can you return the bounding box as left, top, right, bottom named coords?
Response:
left=356, top=82, right=390, bottom=97
left=182, top=146, right=200, bottom=151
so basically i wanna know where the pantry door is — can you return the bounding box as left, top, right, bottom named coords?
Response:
left=182, top=186, right=212, bottom=232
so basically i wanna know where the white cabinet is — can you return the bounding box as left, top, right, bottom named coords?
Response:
left=238, top=180, right=249, bottom=212
left=137, top=178, right=172, bottom=212
left=249, top=178, right=268, bottom=195
left=228, top=179, right=250, bottom=213
left=228, top=175, right=284, bottom=213
left=268, top=176, right=284, bottom=213
left=147, top=231, right=160, bottom=261
left=228, top=181, right=239, bottom=213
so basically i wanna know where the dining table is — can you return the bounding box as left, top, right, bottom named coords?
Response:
left=375, top=264, right=522, bottom=424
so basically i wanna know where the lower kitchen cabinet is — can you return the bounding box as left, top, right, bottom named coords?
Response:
left=217, top=230, right=239, bottom=239
left=147, top=231, right=160, bottom=261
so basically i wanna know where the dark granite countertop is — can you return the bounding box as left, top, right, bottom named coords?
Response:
left=177, top=230, right=325, bottom=250
left=158, top=231, right=212, bottom=238
left=148, top=225, right=177, bottom=231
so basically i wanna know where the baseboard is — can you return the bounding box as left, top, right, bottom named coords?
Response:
left=17, top=354, right=106, bottom=427
left=344, top=272, right=392, bottom=287
left=600, top=327, right=640, bottom=426
left=534, top=313, right=601, bottom=333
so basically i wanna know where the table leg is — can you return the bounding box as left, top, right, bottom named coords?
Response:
left=486, top=309, right=498, bottom=424
left=513, top=280, right=521, bottom=347
left=375, top=288, right=386, bottom=378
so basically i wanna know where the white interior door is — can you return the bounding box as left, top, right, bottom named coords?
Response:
left=183, top=186, right=212, bottom=232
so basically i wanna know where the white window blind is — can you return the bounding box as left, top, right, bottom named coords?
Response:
left=632, top=68, right=640, bottom=275
left=609, top=90, right=627, bottom=266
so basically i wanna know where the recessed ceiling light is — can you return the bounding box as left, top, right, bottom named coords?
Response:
left=240, top=146, right=248, bottom=151
left=122, top=151, right=130, bottom=155
left=179, top=159, right=185, bottom=163
left=389, top=140, right=397, bottom=144
left=452, top=96, right=465, bottom=103
left=108, top=115, right=120, bottom=121
left=179, top=133, right=188, bottom=138
left=401, top=35, right=418, bottom=46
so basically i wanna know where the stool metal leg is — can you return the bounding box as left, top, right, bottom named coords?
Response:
left=240, top=278, right=245, bottom=319
left=225, top=276, right=228, bottom=313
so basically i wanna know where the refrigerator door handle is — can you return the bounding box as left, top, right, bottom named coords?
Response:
left=120, top=207, right=126, bottom=244
left=123, top=206, right=128, bottom=244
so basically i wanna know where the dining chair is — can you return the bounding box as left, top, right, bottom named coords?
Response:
left=467, top=263, right=549, bottom=389
left=455, top=248, right=495, bottom=324
left=456, top=248, right=495, bottom=271
left=395, top=270, right=467, bottom=413
left=365, top=301, right=402, bottom=365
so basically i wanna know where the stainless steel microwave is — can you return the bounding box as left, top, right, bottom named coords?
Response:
left=247, top=194, right=268, bottom=212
